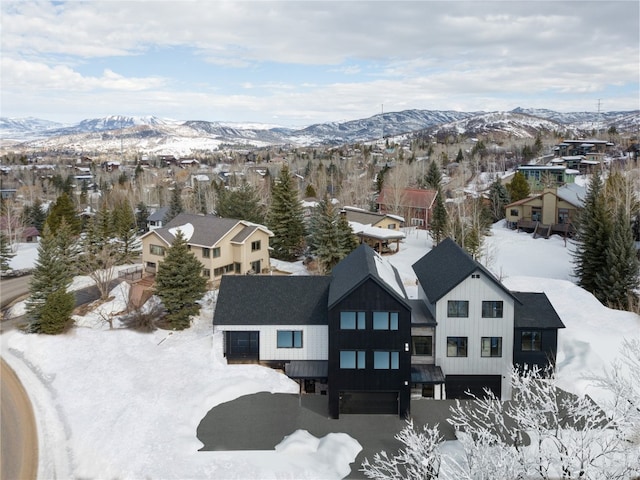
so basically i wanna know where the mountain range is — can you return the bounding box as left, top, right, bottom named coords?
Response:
left=1, top=108, right=638, bottom=155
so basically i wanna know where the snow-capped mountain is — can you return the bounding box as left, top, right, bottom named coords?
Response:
left=1, top=108, right=638, bottom=154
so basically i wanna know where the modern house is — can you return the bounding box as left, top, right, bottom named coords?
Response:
left=505, top=184, right=585, bottom=238
left=516, top=165, right=578, bottom=191
left=377, top=188, right=438, bottom=229
left=213, top=238, right=564, bottom=418
left=140, top=212, right=273, bottom=282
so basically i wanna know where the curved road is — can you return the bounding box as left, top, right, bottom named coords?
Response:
left=0, top=358, right=38, bottom=480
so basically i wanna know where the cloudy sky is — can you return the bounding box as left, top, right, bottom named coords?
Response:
left=1, top=1, right=638, bottom=126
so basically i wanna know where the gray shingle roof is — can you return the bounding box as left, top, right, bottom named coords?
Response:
left=147, top=207, right=169, bottom=222
left=160, top=213, right=242, bottom=247
left=412, top=237, right=516, bottom=304
left=328, top=244, right=409, bottom=308
left=343, top=208, right=387, bottom=226
left=513, top=291, right=565, bottom=329
left=231, top=225, right=258, bottom=244
left=213, top=275, right=332, bottom=326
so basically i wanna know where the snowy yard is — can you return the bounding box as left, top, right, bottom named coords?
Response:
left=1, top=223, right=639, bottom=479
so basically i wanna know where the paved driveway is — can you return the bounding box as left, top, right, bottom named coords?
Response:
left=197, top=392, right=459, bottom=479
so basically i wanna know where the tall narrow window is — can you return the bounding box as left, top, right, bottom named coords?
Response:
left=482, top=301, right=503, bottom=318
left=481, top=337, right=502, bottom=357
left=447, top=301, right=469, bottom=318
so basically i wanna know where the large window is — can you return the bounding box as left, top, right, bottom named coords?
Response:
left=374, top=351, right=399, bottom=370
left=214, top=264, right=235, bottom=276
left=251, top=240, right=261, bottom=252
left=150, top=244, right=165, bottom=256
left=447, top=301, right=469, bottom=318
left=412, top=336, right=433, bottom=356
left=340, top=311, right=365, bottom=330
left=277, top=330, right=303, bottom=348
left=340, top=350, right=366, bottom=369
left=373, top=311, right=399, bottom=330
left=447, top=337, right=468, bottom=357
left=481, top=337, right=502, bottom=357
left=521, top=331, right=542, bottom=351
left=482, top=301, right=504, bottom=318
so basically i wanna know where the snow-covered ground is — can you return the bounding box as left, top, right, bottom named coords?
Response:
left=1, top=223, right=638, bottom=479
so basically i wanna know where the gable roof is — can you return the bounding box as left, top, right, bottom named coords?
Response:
left=412, top=237, right=517, bottom=304
left=328, top=244, right=409, bottom=309
left=141, top=213, right=272, bottom=248
left=342, top=206, right=404, bottom=226
left=213, top=275, right=332, bottom=326
left=378, top=188, right=438, bottom=209
left=513, top=292, right=565, bottom=329
left=147, top=207, right=169, bottom=222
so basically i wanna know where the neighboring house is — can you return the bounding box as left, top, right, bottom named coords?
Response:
left=140, top=212, right=273, bottom=281
left=505, top=184, right=585, bottom=238
left=213, top=238, right=564, bottom=418
left=553, top=139, right=612, bottom=157
left=516, top=165, right=578, bottom=191
left=147, top=207, right=169, bottom=230
left=377, top=188, right=438, bottom=229
left=342, top=206, right=406, bottom=253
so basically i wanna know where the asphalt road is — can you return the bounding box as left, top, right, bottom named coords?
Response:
left=0, top=275, right=32, bottom=309
left=0, top=358, right=38, bottom=480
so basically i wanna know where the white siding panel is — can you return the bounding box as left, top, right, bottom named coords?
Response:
left=219, top=325, right=328, bottom=361
left=435, top=274, right=514, bottom=391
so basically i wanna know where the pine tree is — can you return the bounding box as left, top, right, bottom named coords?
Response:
left=308, top=198, right=341, bottom=273
left=336, top=211, right=358, bottom=257
left=135, top=202, right=150, bottom=233
left=430, top=189, right=448, bottom=246
left=154, top=230, right=207, bottom=330
left=164, top=186, right=183, bottom=223
left=267, top=165, right=306, bottom=261
left=26, top=222, right=75, bottom=333
left=573, top=172, right=611, bottom=300
left=0, top=232, right=15, bottom=273
left=47, top=193, right=81, bottom=235
left=506, top=171, right=530, bottom=202
left=423, top=160, right=442, bottom=189
left=112, top=200, right=139, bottom=263
left=455, top=148, right=464, bottom=163
left=596, top=207, right=639, bottom=309
left=488, top=178, right=511, bottom=222
left=192, top=180, right=208, bottom=214
left=26, top=199, right=47, bottom=233
left=215, top=181, right=265, bottom=223
left=39, top=288, right=75, bottom=335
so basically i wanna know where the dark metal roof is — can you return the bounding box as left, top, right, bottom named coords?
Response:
left=412, top=238, right=517, bottom=304
left=513, top=291, right=566, bottom=329
left=285, top=360, right=328, bottom=379
left=409, top=299, right=436, bottom=326
left=147, top=207, right=169, bottom=222
left=214, top=275, right=332, bottom=326
left=411, top=364, right=445, bottom=384
left=328, top=244, right=409, bottom=309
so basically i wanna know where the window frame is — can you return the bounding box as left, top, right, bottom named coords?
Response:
left=373, top=351, right=400, bottom=370
left=372, top=311, right=399, bottom=330
left=340, top=311, right=366, bottom=330
left=411, top=336, right=433, bottom=356
left=149, top=244, right=165, bottom=256
left=481, top=337, right=503, bottom=357
left=447, top=300, right=469, bottom=318
left=251, top=240, right=261, bottom=252
left=202, top=268, right=211, bottom=278
left=482, top=301, right=504, bottom=318
left=212, top=247, right=221, bottom=258
left=276, top=330, right=303, bottom=349
left=202, top=247, right=210, bottom=258
left=447, top=336, right=468, bottom=357
left=521, top=331, right=542, bottom=351
left=340, top=350, right=366, bottom=369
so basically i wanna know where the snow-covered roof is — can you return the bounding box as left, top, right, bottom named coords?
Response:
left=372, top=251, right=405, bottom=298
left=348, top=221, right=406, bottom=241
left=168, top=222, right=195, bottom=241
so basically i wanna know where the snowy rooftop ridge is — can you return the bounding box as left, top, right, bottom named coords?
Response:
left=372, top=251, right=406, bottom=298
left=168, top=222, right=194, bottom=241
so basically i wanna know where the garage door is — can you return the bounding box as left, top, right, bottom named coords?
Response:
left=445, top=375, right=501, bottom=399
left=339, top=391, right=398, bottom=415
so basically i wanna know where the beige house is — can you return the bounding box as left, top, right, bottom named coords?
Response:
left=341, top=206, right=406, bottom=253
left=140, top=213, right=273, bottom=282
left=505, top=184, right=585, bottom=238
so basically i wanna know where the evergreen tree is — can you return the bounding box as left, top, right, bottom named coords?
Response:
left=266, top=165, right=306, bottom=261
left=135, top=202, right=150, bottom=233
left=573, top=172, right=610, bottom=299
left=39, top=288, right=75, bottom=334
left=215, top=182, right=265, bottom=223
left=112, top=200, right=139, bottom=263
left=192, top=180, right=208, bottom=214
left=336, top=210, right=358, bottom=257
left=0, top=232, right=15, bottom=273
left=455, top=148, right=464, bottom=163
left=430, top=189, right=448, bottom=246
left=164, top=186, right=183, bottom=223
left=596, top=207, right=640, bottom=309
left=304, top=184, right=317, bottom=198
left=307, top=198, right=341, bottom=273
left=154, top=230, right=207, bottom=330
left=506, top=171, right=530, bottom=202
left=26, top=222, right=75, bottom=333
left=423, top=160, right=442, bottom=189
left=26, top=199, right=47, bottom=233
left=47, top=193, right=81, bottom=235
left=488, top=177, right=511, bottom=222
